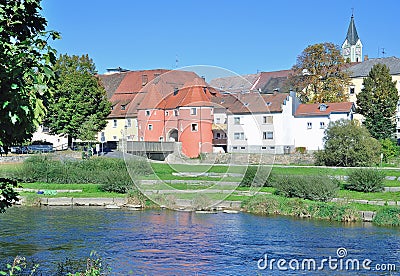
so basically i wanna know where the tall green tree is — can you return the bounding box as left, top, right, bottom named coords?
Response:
left=357, top=63, right=398, bottom=140
left=46, top=54, right=111, bottom=145
left=0, top=0, right=59, bottom=212
left=315, top=119, right=381, bottom=167
left=0, top=0, right=59, bottom=146
left=289, top=42, right=351, bottom=103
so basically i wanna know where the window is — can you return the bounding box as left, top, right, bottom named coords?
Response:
left=113, top=119, right=117, bottom=128
left=190, top=108, right=197, bottom=115
left=165, top=111, right=169, bottom=116
left=234, top=132, right=245, bottom=140
left=42, top=126, right=50, bottom=133
left=234, top=117, right=241, bottom=125
left=270, top=146, right=275, bottom=150
left=148, top=124, right=153, bottom=130
left=216, top=133, right=221, bottom=139
left=191, top=123, right=198, bottom=132
left=142, top=74, right=148, bottom=86
left=159, top=137, right=164, bottom=141
left=320, top=122, right=325, bottom=129
left=121, top=104, right=126, bottom=110
left=349, top=85, right=355, bottom=94
left=111, top=105, right=114, bottom=110
left=216, top=117, right=221, bottom=123
left=263, top=116, right=273, bottom=124
left=113, top=136, right=117, bottom=140
left=140, top=137, right=144, bottom=141
left=126, top=119, right=132, bottom=127
left=240, top=146, right=246, bottom=150
left=307, top=122, right=312, bottom=129
left=263, top=131, right=273, bottom=140
left=233, top=146, right=238, bottom=150
left=146, top=110, right=150, bottom=116
left=174, top=109, right=179, bottom=116
left=261, top=146, right=267, bottom=150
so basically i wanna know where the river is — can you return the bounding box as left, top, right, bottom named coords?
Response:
left=0, top=207, right=399, bottom=275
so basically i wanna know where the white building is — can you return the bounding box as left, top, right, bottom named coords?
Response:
left=31, top=125, right=68, bottom=150
left=293, top=102, right=355, bottom=151
left=224, top=92, right=295, bottom=154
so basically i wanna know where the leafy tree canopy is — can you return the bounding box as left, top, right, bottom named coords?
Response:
left=0, top=0, right=60, bottom=146
left=46, top=54, right=111, bottom=142
left=315, top=119, right=381, bottom=167
left=356, top=63, right=398, bottom=140
left=289, top=42, right=351, bottom=103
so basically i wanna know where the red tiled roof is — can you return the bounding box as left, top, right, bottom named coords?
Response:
left=295, top=102, right=354, bottom=116
left=137, top=70, right=201, bottom=110
left=108, top=93, right=138, bottom=118
left=158, top=78, right=219, bottom=109
left=115, top=69, right=170, bottom=93
left=217, top=92, right=289, bottom=114
left=252, top=70, right=292, bottom=91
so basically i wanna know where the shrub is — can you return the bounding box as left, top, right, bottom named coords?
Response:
left=242, top=194, right=281, bottom=215
left=315, top=119, right=381, bottom=167
left=17, top=156, right=152, bottom=193
left=346, top=169, right=385, bottom=192
left=295, top=147, right=307, bottom=154
left=373, top=207, right=400, bottom=226
left=239, top=165, right=272, bottom=187
left=380, top=138, right=399, bottom=162
left=272, top=175, right=339, bottom=202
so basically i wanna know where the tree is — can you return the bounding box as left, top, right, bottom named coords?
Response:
left=289, top=42, right=351, bottom=103
left=356, top=63, right=398, bottom=140
left=315, top=119, right=381, bottom=167
left=0, top=0, right=59, bottom=146
left=46, top=54, right=111, bottom=145
left=0, top=0, right=59, bottom=212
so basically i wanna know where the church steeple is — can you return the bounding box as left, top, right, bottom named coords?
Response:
left=342, top=13, right=363, bottom=62
left=346, top=15, right=359, bottom=45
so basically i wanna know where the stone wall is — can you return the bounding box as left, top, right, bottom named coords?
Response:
left=166, top=152, right=315, bottom=165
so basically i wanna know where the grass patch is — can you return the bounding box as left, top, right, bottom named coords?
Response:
left=242, top=194, right=360, bottom=222
left=338, top=190, right=400, bottom=202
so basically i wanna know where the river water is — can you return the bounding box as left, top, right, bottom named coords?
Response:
left=0, top=207, right=399, bottom=275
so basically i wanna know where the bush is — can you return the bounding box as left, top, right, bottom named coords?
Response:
left=295, top=147, right=307, bottom=154
left=380, top=138, right=399, bottom=162
left=17, top=155, right=152, bottom=193
left=373, top=207, right=400, bottom=226
left=272, top=175, right=339, bottom=202
left=346, top=169, right=385, bottom=192
left=315, top=119, right=381, bottom=167
left=239, top=165, right=272, bottom=187
left=242, top=194, right=281, bottom=215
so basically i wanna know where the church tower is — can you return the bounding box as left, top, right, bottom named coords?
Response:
left=342, top=14, right=362, bottom=62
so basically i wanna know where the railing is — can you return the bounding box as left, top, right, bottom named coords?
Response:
left=212, top=138, right=227, bottom=145
left=125, top=141, right=175, bottom=153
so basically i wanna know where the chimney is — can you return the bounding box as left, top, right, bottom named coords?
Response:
left=364, top=55, right=368, bottom=61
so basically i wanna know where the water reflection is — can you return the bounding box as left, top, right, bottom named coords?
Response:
left=0, top=207, right=399, bottom=275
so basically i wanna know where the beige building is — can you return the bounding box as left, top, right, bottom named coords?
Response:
left=346, top=57, right=400, bottom=136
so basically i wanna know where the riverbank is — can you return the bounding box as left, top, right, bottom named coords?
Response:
left=14, top=193, right=397, bottom=225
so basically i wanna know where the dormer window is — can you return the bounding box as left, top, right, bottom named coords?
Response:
left=266, top=102, right=272, bottom=106
left=121, top=104, right=126, bottom=110
left=319, top=104, right=327, bottom=111
left=142, top=74, right=148, bottom=86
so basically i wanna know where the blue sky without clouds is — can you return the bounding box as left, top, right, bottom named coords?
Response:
left=41, top=0, right=399, bottom=79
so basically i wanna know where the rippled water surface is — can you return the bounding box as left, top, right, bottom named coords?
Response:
left=0, top=207, right=399, bottom=275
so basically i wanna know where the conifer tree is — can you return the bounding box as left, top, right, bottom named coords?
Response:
left=357, top=64, right=398, bottom=140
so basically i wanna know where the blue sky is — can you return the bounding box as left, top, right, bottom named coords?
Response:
left=41, top=0, right=399, bottom=79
